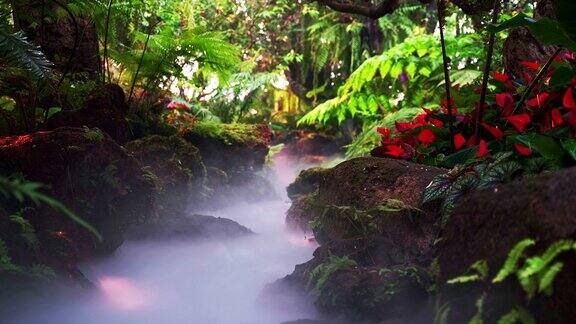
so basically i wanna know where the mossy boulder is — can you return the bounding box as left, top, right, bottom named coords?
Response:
left=0, top=127, right=154, bottom=278
left=125, top=135, right=207, bottom=214
left=179, top=122, right=276, bottom=205
left=278, top=157, right=445, bottom=323
left=286, top=157, right=444, bottom=233
left=126, top=214, right=253, bottom=241
left=179, top=122, right=271, bottom=174
left=438, top=166, right=576, bottom=324
left=286, top=167, right=328, bottom=200
left=45, top=84, right=129, bottom=143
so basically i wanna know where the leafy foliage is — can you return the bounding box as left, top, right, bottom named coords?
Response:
left=0, top=176, right=101, bottom=241
left=0, top=31, right=53, bottom=79
left=307, top=255, right=357, bottom=293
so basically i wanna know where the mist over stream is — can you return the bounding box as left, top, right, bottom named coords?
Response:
left=3, top=161, right=320, bottom=324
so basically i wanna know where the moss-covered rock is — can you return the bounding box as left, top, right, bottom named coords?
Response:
left=126, top=214, right=253, bottom=241
left=277, top=157, right=445, bottom=323
left=0, top=127, right=154, bottom=279
left=44, top=84, right=130, bottom=143
left=438, top=166, right=576, bottom=324
left=286, top=167, right=328, bottom=200
left=179, top=122, right=276, bottom=205
left=125, top=135, right=207, bottom=214
left=179, top=122, right=271, bottom=174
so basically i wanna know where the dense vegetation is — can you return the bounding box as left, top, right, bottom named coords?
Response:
left=1, top=0, right=576, bottom=323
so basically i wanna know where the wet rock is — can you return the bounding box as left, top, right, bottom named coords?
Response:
left=438, top=166, right=576, bottom=324
left=45, top=84, right=130, bottom=143
left=179, top=122, right=271, bottom=174
left=180, top=122, right=276, bottom=204
left=278, top=157, right=445, bottom=323
left=125, top=135, right=207, bottom=214
left=314, top=266, right=433, bottom=323
left=0, top=127, right=154, bottom=276
left=286, top=167, right=328, bottom=200
left=286, top=157, right=444, bottom=232
left=126, top=214, right=252, bottom=241
left=276, top=131, right=344, bottom=163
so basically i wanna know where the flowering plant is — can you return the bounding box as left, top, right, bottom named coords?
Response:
left=372, top=54, right=576, bottom=169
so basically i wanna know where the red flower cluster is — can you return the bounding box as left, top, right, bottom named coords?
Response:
left=373, top=60, right=576, bottom=162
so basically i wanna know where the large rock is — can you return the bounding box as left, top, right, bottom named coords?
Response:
left=126, top=214, right=252, bottom=241
left=179, top=122, right=271, bottom=174
left=0, top=127, right=154, bottom=275
left=180, top=122, right=276, bottom=205
left=438, top=166, right=576, bottom=323
left=125, top=135, right=207, bottom=214
left=277, top=157, right=445, bottom=323
left=45, top=84, right=129, bottom=143
left=286, top=157, right=443, bottom=232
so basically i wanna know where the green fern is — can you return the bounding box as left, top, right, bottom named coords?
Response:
left=307, top=255, right=357, bottom=293
left=447, top=260, right=489, bottom=285
left=518, top=240, right=574, bottom=279
left=497, top=307, right=536, bottom=324
left=0, top=30, right=53, bottom=79
left=493, top=239, right=536, bottom=283
left=0, top=176, right=102, bottom=241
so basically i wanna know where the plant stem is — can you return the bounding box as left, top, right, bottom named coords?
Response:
left=128, top=24, right=155, bottom=105
left=513, top=48, right=562, bottom=113
left=474, top=0, right=501, bottom=145
left=437, top=0, right=455, bottom=151
left=103, top=0, right=114, bottom=84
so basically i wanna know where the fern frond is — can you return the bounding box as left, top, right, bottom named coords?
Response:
left=0, top=176, right=102, bottom=241
left=0, top=30, right=53, bottom=79
left=493, top=239, right=536, bottom=283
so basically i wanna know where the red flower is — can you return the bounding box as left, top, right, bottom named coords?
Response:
left=476, top=139, right=489, bottom=158
left=383, top=144, right=407, bottom=158
left=506, top=114, right=531, bottom=133
left=417, top=128, right=436, bottom=146
left=493, top=72, right=509, bottom=83
left=395, top=122, right=416, bottom=133
left=454, top=134, right=466, bottom=151
left=563, top=87, right=576, bottom=110
left=514, top=143, right=533, bottom=156
left=495, top=93, right=514, bottom=116
left=521, top=61, right=540, bottom=71
left=429, top=117, right=444, bottom=127
left=481, top=122, right=504, bottom=140
left=551, top=108, right=564, bottom=127
left=569, top=111, right=576, bottom=127
left=466, top=135, right=478, bottom=147
left=527, top=92, right=550, bottom=108
left=167, top=101, right=191, bottom=111
left=377, top=127, right=391, bottom=138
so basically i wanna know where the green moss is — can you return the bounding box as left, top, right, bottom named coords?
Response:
left=182, top=121, right=267, bottom=146
left=83, top=127, right=105, bottom=142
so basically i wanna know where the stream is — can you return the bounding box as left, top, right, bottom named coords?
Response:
left=4, top=162, right=319, bottom=324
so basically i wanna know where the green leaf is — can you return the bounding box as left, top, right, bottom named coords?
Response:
left=538, top=261, right=564, bottom=295
left=493, top=239, right=536, bottom=283
left=513, top=134, right=566, bottom=166
left=379, top=60, right=392, bottom=78
left=406, top=62, right=417, bottom=79
left=555, top=0, right=576, bottom=44
left=390, top=61, right=403, bottom=79
left=561, top=139, right=576, bottom=161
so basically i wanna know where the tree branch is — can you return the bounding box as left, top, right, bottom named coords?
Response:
left=314, top=0, right=403, bottom=19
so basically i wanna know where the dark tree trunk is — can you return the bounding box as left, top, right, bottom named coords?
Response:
left=10, top=0, right=101, bottom=77
left=502, top=0, right=558, bottom=80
